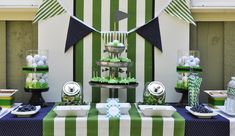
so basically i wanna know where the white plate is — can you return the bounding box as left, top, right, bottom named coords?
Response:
left=11, top=106, right=41, bottom=117
left=138, top=105, right=176, bottom=117
left=53, top=105, right=90, bottom=117
left=204, top=90, right=227, bottom=98
left=217, top=106, right=235, bottom=117
left=96, top=103, right=131, bottom=115
left=185, top=106, right=217, bottom=118
left=0, top=89, right=18, bottom=97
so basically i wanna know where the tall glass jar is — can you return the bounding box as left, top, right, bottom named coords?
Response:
left=24, top=50, right=49, bottom=90
left=225, top=77, right=235, bottom=113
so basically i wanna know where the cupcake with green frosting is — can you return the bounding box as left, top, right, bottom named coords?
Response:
left=108, top=78, right=119, bottom=84
left=119, top=78, right=129, bottom=84
left=120, top=57, right=131, bottom=62
left=100, top=77, right=109, bottom=83
left=110, top=57, right=120, bottom=63
left=128, top=77, right=136, bottom=83
left=101, top=57, right=111, bottom=62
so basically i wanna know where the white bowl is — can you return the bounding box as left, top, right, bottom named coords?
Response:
left=139, top=105, right=176, bottom=117
left=96, top=103, right=131, bottom=115
left=11, top=106, right=41, bottom=117
left=53, top=105, right=90, bottom=117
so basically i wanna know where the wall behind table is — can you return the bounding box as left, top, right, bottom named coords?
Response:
left=38, top=0, right=189, bottom=102
left=38, top=0, right=73, bottom=102
left=156, top=13, right=189, bottom=103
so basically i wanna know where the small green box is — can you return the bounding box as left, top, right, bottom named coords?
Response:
left=208, top=96, right=225, bottom=106
left=0, top=97, right=14, bottom=108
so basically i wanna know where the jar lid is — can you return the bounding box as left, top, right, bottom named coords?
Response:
left=63, top=81, right=81, bottom=96
left=146, top=81, right=165, bottom=97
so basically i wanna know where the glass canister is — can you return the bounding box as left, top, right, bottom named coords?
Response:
left=143, top=81, right=166, bottom=105
left=61, top=81, right=83, bottom=105
left=24, top=50, right=49, bottom=90
left=225, top=77, right=235, bottom=113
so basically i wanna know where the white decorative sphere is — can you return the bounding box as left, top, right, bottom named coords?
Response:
left=182, top=76, right=188, bottom=82
left=32, top=79, right=38, bottom=84
left=41, top=55, right=47, bottom=62
left=34, top=54, right=41, bottom=62
left=194, top=57, right=200, bottom=65
left=39, top=79, right=46, bottom=83
left=190, top=61, right=197, bottom=67
left=26, top=55, right=33, bottom=62
left=32, top=63, right=37, bottom=67
left=37, top=60, right=44, bottom=66
left=26, top=77, right=32, bottom=83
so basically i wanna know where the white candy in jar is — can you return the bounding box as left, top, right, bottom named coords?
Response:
left=39, top=79, right=46, bottom=83
left=26, top=55, right=33, bottom=62
left=26, top=77, right=32, bottom=82
left=41, top=55, right=47, bottom=62
left=182, top=76, right=188, bottom=82
left=37, top=60, right=44, bottom=66
left=194, top=57, right=200, bottom=65
left=32, top=63, right=37, bottom=67
left=34, top=54, right=41, bottom=62
left=32, top=79, right=38, bottom=84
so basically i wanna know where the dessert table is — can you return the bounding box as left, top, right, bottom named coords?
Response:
left=0, top=103, right=233, bottom=136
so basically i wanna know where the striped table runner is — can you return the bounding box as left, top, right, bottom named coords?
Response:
left=43, top=104, right=185, bottom=136
left=216, top=108, right=235, bottom=136
left=74, top=0, right=154, bottom=103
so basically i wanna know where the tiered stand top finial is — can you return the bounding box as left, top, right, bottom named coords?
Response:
left=89, top=31, right=138, bottom=98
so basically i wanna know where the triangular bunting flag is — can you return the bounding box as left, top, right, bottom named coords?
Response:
left=65, top=17, right=94, bottom=52
left=33, top=0, right=66, bottom=23
left=165, top=0, right=196, bottom=25
left=115, top=10, right=128, bottom=22
left=136, top=18, right=162, bottom=52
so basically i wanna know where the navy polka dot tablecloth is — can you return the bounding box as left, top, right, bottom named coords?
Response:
left=0, top=103, right=54, bottom=136
left=174, top=105, right=230, bottom=136
left=0, top=103, right=231, bottom=136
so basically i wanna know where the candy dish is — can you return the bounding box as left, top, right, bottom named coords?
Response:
left=185, top=106, right=217, bottom=118
left=11, top=106, right=41, bottom=117
left=96, top=103, right=131, bottom=115
left=0, top=89, right=18, bottom=97
left=138, top=105, right=176, bottom=117
left=204, top=90, right=227, bottom=98
left=105, top=45, right=125, bottom=53
left=53, top=105, right=90, bottom=117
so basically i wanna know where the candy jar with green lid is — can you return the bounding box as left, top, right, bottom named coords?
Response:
left=225, top=77, right=235, bottom=113
left=143, top=81, right=166, bottom=105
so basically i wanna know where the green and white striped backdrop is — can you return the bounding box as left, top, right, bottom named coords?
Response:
left=74, top=0, right=154, bottom=103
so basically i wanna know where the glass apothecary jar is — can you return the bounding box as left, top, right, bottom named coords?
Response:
left=23, top=50, right=49, bottom=90
left=61, top=81, right=83, bottom=105
left=143, top=81, right=166, bottom=105
left=225, top=77, right=235, bottom=113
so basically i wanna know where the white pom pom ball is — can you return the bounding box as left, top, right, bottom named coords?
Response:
left=39, top=79, right=46, bottom=83
left=34, top=54, right=41, bottom=62
left=37, top=60, right=44, bottom=66
left=32, top=63, right=37, bottom=67
left=26, top=55, right=33, bottom=62
left=194, top=57, right=200, bottom=65
left=26, top=77, right=32, bottom=83
left=41, top=55, right=47, bottom=62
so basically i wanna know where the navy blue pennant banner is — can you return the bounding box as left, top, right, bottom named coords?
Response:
left=136, top=17, right=162, bottom=52
left=65, top=17, right=94, bottom=52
